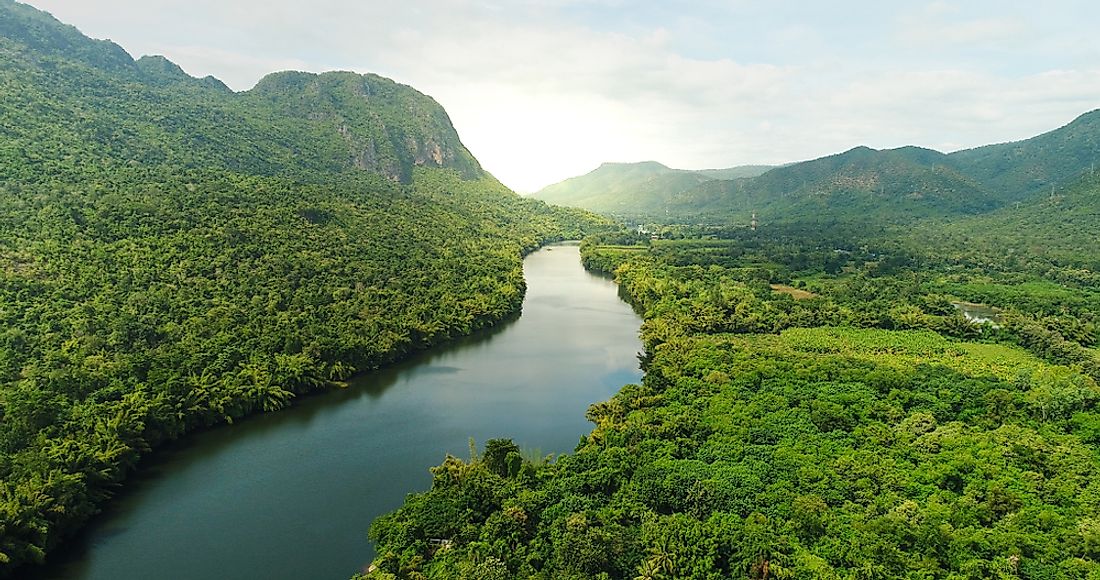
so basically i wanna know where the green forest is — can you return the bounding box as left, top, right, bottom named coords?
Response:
left=0, top=1, right=610, bottom=574
left=365, top=177, right=1100, bottom=578
left=5, top=1, right=1100, bottom=579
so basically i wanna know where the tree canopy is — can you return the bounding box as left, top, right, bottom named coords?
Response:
left=0, top=2, right=611, bottom=574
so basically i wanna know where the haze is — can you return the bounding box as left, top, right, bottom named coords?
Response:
left=27, top=0, right=1100, bottom=192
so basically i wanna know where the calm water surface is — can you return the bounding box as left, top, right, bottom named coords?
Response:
left=36, top=243, right=642, bottom=580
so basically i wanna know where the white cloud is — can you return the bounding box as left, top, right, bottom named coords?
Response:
left=900, top=15, right=1026, bottom=48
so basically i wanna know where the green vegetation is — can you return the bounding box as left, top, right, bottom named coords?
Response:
left=913, top=171, right=1100, bottom=281
left=367, top=220, right=1100, bottom=578
left=0, top=0, right=484, bottom=185
left=8, top=2, right=1100, bottom=578
left=949, top=110, right=1100, bottom=203
left=0, top=1, right=610, bottom=574
left=532, top=162, right=771, bottom=219
left=687, top=146, right=998, bottom=224
left=538, top=111, right=1100, bottom=226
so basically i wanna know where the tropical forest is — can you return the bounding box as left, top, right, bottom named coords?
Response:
left=2, top=1, right=1100, bottom=579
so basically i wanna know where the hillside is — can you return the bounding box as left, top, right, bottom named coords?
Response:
left=531, top=161, right=771, bottom=216
left=910, top=169, right=1100, bottom=276
left=537, top=148, right=992, bottom=224
left=0, top=0, right=480, bottom=183
left=0, top=1, right=608, bottom=575
left=539, top=110, right=1100, bottom=225
left=676, top=145, right=994, bottom=223
left=949, top=109, right=1100, bottom=202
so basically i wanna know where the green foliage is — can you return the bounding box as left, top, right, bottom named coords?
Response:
left=539, top=110, right=1100, bottom=227
left=0, top=3, right=613, bottom=575
left=532, top=161, right=770, bottom=219
left=0, top=0, right=488, bottom=185
left=910, top=170, right=1100, bottom=278
left=368, top=234, right=1100, bottom=578
left=676, top=145, right=996, bottom=225
left=950, top=109, right=1100, bottom=202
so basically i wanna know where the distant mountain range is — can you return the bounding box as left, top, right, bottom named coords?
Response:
left=533, top=110, right=1100, bottom=223
left=532, top=161, right=772, bottom=215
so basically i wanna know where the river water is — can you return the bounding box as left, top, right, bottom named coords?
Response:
left=35, top=243, right=642, bottom=580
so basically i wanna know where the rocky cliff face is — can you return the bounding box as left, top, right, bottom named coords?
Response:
left=247, top=70, right=483, bottom=182
left=0, top=0, right=483, bottom=184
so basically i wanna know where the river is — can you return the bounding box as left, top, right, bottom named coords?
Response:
left=33, top=243, right=643, bottom=580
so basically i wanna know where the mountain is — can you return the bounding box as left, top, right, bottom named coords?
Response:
left=725, top=114, right=1100, bottom=223
left=532, top=161, right=710, bottom=214
left=535, top=149, right=992, bottom=223
left=674, top=145, right=994, bottom=223
left=244, top=70, right=483, bottom=182
left=0, top=2, right=608, bottom=575
left=0, top=0, right=480, bottom=183
left=531, top=161, right=772, bottom=216
left=948, top=108, right=1100, bottom=202
left=539, top=111, right=1100, bottom=224
left=695, top=165, right=775, bottom=180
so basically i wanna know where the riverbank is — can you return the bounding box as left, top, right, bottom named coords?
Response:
left=32, top=244, right=643, bottom=580
left=363, top=239, right=1100, bottom=579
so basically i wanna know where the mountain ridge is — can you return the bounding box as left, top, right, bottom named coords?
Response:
left=535, top=109, right=1100, bottom=223
left=532, top=161, right=773, bottom=214
left=947, top=108, right=1100, bottom=201
left=0, top=0, right=482, bottom=184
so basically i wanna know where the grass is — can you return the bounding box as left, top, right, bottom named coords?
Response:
left=770, top=284, right=817, bottom=300
left=768, top=327, right=1086, bottom=383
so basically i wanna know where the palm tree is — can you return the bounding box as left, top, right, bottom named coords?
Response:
left=634, top=558, right=665, bottom=580
left=634, top=537, right=676, bottom=580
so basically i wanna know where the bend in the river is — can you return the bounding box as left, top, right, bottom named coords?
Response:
left=34, top=242, right=643, bottom=580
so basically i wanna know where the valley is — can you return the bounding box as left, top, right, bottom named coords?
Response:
left=0, top=2, right=608, bottom=575
left=30, top=244, right=642, bottom=580
left=2, top=1, right=1100, bottom=579
left=367, top=222, right=1100, bottom=578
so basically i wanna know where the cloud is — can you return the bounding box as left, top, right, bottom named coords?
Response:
left=899, top=13, right=1027, bottom=49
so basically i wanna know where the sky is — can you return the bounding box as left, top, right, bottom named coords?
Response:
left=25, top=0, right=1100, bottom=192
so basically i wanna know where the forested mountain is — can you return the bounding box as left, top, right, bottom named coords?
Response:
left=0, top=0, right=481, bottom=183
left=539, top=110, right=1100, bottom=224
left=673, top=145, right=993, bottom=223
left=531, top=161, right=771, bottom=216
left=0, top=1, right=609, bottom=575
left=910, top=169, right=1100, bottom=277
left=949, top=109, right=1100, bottom=203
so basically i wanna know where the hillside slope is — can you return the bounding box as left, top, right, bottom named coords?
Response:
left=910, top=169, right=1100, bottom=276
left=0, top=0, right=480, bottom=183
left=678, top=146, right=993, bottom=223
left=532, top=161, right=771, bottom=216
left=538, top=111, right=1100, bottom=224
left=949, top=109, right=1100, bottom=202
left=0, top=1, right=608, bottom=575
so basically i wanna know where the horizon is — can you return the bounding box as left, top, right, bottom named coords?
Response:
left=24, top=0, right=1100, bottom=192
